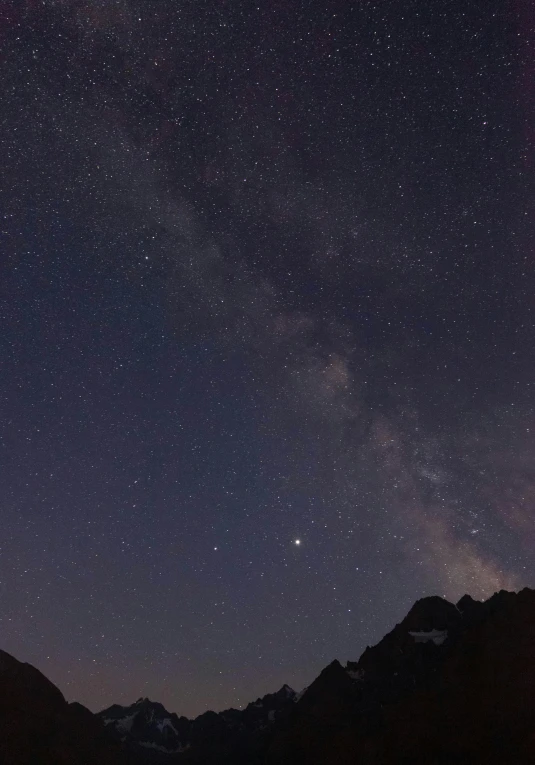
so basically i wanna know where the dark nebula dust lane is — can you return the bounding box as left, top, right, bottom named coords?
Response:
left=0, top=0, right=534, bottom=716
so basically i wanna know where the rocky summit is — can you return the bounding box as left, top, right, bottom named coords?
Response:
left=2, top=588, right=535, bottom=764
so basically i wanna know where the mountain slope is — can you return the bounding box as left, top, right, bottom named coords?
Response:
left=0, top=649, right=126, bottom=765
left=268, top=587, right=535, bottom=765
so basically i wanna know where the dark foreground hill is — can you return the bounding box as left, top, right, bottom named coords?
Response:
left=2, top=588, right=535, bottom=764
left=0, top=648, right=125, bottom=765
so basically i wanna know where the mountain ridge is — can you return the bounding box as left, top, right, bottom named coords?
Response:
left=2, top=587, right=535, bottom=764
left=97, top=682, right=298, bottom=758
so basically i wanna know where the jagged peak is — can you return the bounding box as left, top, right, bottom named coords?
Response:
left=456, top=593, right=480, bottom=612
left=306, top=659, right=350, bottom=689
left=401, top=594, right=462, bottom=631
left=278, top=683, right=296, bottom=697
left=325, top=658, right=343, bottom=670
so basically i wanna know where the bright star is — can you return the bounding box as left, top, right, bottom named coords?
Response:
left=294, top=539, right=301, bottom=546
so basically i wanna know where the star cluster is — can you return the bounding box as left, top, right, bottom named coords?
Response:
left=0, top=0, right=533, bottom=717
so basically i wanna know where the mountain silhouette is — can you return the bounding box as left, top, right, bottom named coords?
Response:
left=2, top=588, right=535, bottom=764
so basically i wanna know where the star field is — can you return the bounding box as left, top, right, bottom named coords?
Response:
left=0, top=0, right=534, bottom=717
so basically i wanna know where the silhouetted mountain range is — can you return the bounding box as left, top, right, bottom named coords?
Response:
left=98, top=684, right=297, bottom=763
left=2, top=588, right=535, bottom=764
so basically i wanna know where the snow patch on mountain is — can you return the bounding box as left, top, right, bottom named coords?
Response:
left=156, top=717, right=178, bottom=735
left=139, top=740, right=188, bottom=754
left=102, top=712, right=136, bottom=733
left=409, top=629, right=448, bottom=646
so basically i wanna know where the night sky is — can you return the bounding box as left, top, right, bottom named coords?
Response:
left=1, top=0, right=534, bottom=717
